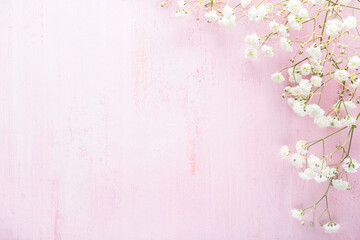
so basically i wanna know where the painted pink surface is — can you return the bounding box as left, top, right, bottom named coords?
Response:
left=0, top=1, right=359, bottom=239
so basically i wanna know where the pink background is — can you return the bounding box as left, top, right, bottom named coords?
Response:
left=0, top=1, right=359, bottom=239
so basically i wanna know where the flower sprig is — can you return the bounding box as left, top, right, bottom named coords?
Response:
left=162, top=0, right=360, bottom=233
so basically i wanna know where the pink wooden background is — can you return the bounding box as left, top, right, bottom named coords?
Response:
left=0, top=1, right=359, bottom=239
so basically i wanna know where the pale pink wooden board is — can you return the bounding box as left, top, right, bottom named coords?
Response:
left=0, top=1, right=359, bottom=239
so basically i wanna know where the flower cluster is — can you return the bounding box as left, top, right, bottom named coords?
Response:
left=162, top=0, right=360, bottom=233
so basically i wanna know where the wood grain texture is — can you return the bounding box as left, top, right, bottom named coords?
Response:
left=0, top=1, right=359, bottom=239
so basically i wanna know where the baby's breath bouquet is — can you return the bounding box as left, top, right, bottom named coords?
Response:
left=162, top=0, right=360, bottom=233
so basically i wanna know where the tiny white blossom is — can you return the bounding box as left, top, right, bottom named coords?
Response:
left=271, top=72, right=285, bottom=83
left=308, top=154, right=321, bottom=171
left=300, top=63, right=312, bottom=75
left=261, top=45, right=274, bottom=57
left=342, top=115, right=357, bottom=127
left=241, top=0, right=253, bottom=8
left=291, top=209, right=304, bottom=221
left=280, top=38, right=293, bottom=52
left=326, top=19, right=343, bottom=36
left=342, top=157, right=360, bottom=173
left=245, top=47, right=258, bottom=60
left=310, top=76, right=322, bottom=87
left=306, top=104, right=324, bottom=119
left=323, top=222, right=340, bottom=234
left=306, top=44, right=322, bottom=59
left=278, top=25, right=289, bottom=37
left=287, top=0, right=303, bottom=15
left=248, top=5, right=267, bottom=22
left=343, top=16, right=357, bottom=30
left=296, top=140, right=307, bottom=155
left=288, top=67, right=302, bottom=82
left=299, top=168, right=317, bottom=180
left=332, top=179, right=350, bottom=190
left=269, top=21, right=279, bottom=33
left=334, top=69, right=349, bottom=82
left=292, top=100, right=307, bottom=117
left=348, top=56, right=360, bottom=70
left=314, top=116, right=331, bottom=128
left=280, top=145, right=290, bottom=158
left=219, top=5, right=236, bottom=28
left=205, top=10, right=219, bottom=22
left=288, top=14, right=302, bottom=30
left=290, top=153, right=306, bottom=168
left=245, top=34, right=260, bottom=48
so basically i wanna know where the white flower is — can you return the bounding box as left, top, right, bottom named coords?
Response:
left=219, top=5, right=236, bottom=28
left=337, top=100, right=357, bottom=110
left=330, top=117, right=343, bottom=128
left=261, top=45, right=274, bottom=57
left=306, top=104, right=324, bottom=119
left=272, top=72, right=285, bottom=83
left=299, top=168, right=317, bottom=180
left=326, top=19, right=343, bottom=36
left=175, top=9, right=188, bottom=17
left=288, top=14, right=302, bottom=30
left=287, top=0, right=303, bottom=15
left=222, top=5, right=234, bottom=18
left=342, top=157, right=360, bottom=173
left=248, top=5, right=267, bottom=22
left=308, top=154, right=322, bottom=171
left=290, top=153, right=306, bottom=168
left=314, top=116, right=331, bottom=128
left=292, top=100, right=307, bottom=117
left=310, top=76, right=322, bottom=87
left=269, top=21, right=279, bottom=33
left=245, top=47, right=258, bottom=60
left=205, top=10, right=219, bottom=22
left=296, top=140, right=307, bottom=155
left=280, top=38, right=293, bottom=52
left=175, top=0, right=188, bottom=17
left=315, top=174, right=328, bottom=183
left=343, top=16, right=357, bottom=30
left=280, top=145, right=290, bottom=158
left=306, top=44, right=322, bottom=59
left=245, top=33, right=260, bottom=48
left=332, top=179, right=350, bottom=190
left=348, top=56, right=360, bottom=70
left=311, top=0, right=325, bottom=5
left=310, top=57, right=323, bottom=73
left=291, top=209, right=304, bottom=221
left=279, top=25, right=289, bottom=37
left=323, top=167, right=338, bottom=178
left=241, top=0, right=252, bottom=8
left=350, top=77, right=360, bottom=89
left=300, top=63, right=312, bottom=75
left=299, top=79, right=312, bottom=96
left=342, top=115, right=357, bottom=127
left=323, top=222, right=340, bottom=234
left=334, top=69, right=349, bottom=82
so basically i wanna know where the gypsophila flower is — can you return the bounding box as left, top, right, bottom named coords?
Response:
left=348, top=56, right=360, bottom=70
left=278, top=24, right=289, bottom=37
left=287, top=0, right=303, bottom=15
left=205, top=10, right=219, bottom=22
left=326, top=19, right=343, bottom=36
left=219, top=5, right=236, bottom=28
left=314, top=116, right=331, bottom=128
left=334, top=69, right=349, bottom=82
left=261, top=45, right=274, bottom=57
left=245, top=47, right=257, bottom=60
left=306, top=104, right=324, bottom=119
left=342, top=157, right=360, bottom=173
left=323, top=222, right=340, bottom=233
left=280, top=38, right=293, bottom=52
left=271, top=72, right=285, bottom=83
left=299, top=168, right=317, bottom=180
left=290, top=153, right=306, bottom=168
left=310, top=76, right=322, bottom=87
left=343, top=16, right=357, bottom=30
left=296, top=140, right=307, bottom=154
left=248, top=5, right=267, bottom=22
left=341, top=115, right=357, bottom=127
left=245, top=33, right=260, bottom=48
left=332, top=179, right=350, bottom=190
left=311, top=0, right=325, bottom=5
left=280, top=145, right=290, bottom=158
left=300, top=63, right=312, bottom=75
left=269, top=21, right=279, bottom=33
left=241, top=0, right=252, bottom=8
left=288, top=14, right=302, bottom=30
left=291, top=209, right=304, bottom=220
